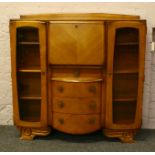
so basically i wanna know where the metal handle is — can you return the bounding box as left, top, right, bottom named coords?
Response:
left=57, top=86, right=64, bottom=93
left=58, top=118, right=64, bottom=125
left=58, top=101, right=64, bottom=108
left=89, top=102, right=96, bottom=110
left=88, top=85, right=96, bottom=94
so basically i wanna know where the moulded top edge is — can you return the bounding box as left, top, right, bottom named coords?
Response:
left=48, top=21, right=105, bottom=24
left=10, top=19, right=45, bottom=23
left=19, top=13, right=140, bottom=21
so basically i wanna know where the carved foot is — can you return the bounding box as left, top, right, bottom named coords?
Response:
left=19, top=127, right=51, bottom=140
left=104, top=129, right=137, bottom=143
left=20, top=128, right=35, bottom=140
left=119, top=132, right=134, bottom=143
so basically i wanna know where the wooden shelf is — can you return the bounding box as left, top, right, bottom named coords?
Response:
left=116, top=42, right=139, bottom=46
left=18, top=67, right=41, bottom=73
left=114, top=119, right=135, bottom=124
left=113, top=98, right=137, bottom=102
left=18, top=41, right=40, bottom=45
left=20, top=96, right=42, bottom=100
left=114, top=69, right=138, bottom=74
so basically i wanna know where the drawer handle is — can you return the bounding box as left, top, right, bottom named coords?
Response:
left=58, top=101, right=64, bottom=108
left=88, top=118, right=96, bottom=125
left=58, top=118, right=64, bottom=125
left=57, top=86, right=64, bottom=93
left=89, top=102, right=96, bottom=110
left=88, top=86, right=96, bottom=94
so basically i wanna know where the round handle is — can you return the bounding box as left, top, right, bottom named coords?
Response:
left=88, top=118, right=96, bottom=125
left=57, top=86, right=64, bottom=93
left=88, top=85, right=96, bottom=94
left=58, top=118, right=64, bottom=125
left=58, top=101, right=64, bottom=108
left=89, top=101, right=96, bottom=110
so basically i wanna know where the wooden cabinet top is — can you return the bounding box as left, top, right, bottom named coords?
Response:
left=17, top=13, right=140, bottom=21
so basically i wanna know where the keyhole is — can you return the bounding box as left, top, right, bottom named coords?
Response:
left=75, top=25, right=78, bottom=28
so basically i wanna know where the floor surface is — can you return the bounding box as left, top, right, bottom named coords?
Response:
left=0, top=126, right=155, bottom=152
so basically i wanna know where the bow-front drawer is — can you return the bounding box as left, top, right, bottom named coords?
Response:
left=52, top=81, right=101, bottom=98
left=53, top=113, right=101, bottom=134
left=52, top=97, right=101, bottom=114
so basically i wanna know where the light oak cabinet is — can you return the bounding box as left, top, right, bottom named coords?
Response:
left=10, top=13, right=146, bottom=142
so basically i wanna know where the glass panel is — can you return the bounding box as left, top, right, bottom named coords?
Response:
left=112, top=27, right=139, bottom=124
left=19, top=99, right=41, bottom=122
left=113, top=101, right=136, bottom=124
left=113, top=45, right=139, bottom=73
left=16, top=27, right=40, bottom=70
left=115, top=28, right=139, bottom=44
left=17, top=27, right=39, bottom=42
left=17, top=72, right=41, bottom=122
left=16, top=26, right=41, bottom=122
left=17, top=72, right=41, bottom=98
left=114, top=28, right=139, bottom=73
left=113, top=74, right=138, bottom=99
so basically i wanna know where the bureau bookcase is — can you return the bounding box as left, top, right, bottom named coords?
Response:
left=10, top=13, right=146, bottom=143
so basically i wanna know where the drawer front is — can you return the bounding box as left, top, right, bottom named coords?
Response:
left=53, top=113, right=101, bottom=134
left=53, top=97, right=101, bottom=114
left=52, top=81, right=101, bottom=97
left=48, top=22, right=104, bottom=65
left=52, top=68, right=103, bottom=78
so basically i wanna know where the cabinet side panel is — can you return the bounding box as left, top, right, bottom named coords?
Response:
left=10, top=22, right=20, bottom=125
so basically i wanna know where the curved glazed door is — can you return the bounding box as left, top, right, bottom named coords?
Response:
left=106, top=21, right=146, bottom=129
left=10, top=21, right=47, bottom=127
